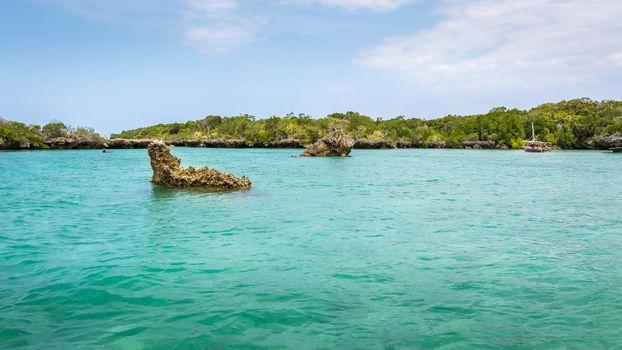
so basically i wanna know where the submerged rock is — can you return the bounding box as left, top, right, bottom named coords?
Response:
left=147, top=140, right=251, bottom=189
left=301, top=126, right=354, bottom=157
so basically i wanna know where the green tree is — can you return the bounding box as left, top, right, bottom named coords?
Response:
left=42, top=121, right=69, bottom=139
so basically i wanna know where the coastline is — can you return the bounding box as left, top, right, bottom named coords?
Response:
left=1, top=137, right=620, bottom=151
left=3, top=99, right=622, bottom=152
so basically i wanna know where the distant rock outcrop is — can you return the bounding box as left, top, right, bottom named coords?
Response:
left=591, top=133, right=622, bottom=149
left=461, top=140, right=497, bottom=149
left=169, top=139, right=249, bottom=148
left=427, top=140, right=447, bottom=148
left=44, top=137, right=106, bottom=149
left=0, top=137, right=24, bottom=150
left=147, top=140, right=251, bottom=189
left=108, top=138, right=156, bottom=149
left=354, top=139, right=396, bottom=149
left=267, top=138, right=302, bottom=148
left=396, top=140, right=423, bottom=148
left=301, top=127, right=354, bottom=157
left=104, top=138, right=302, bottom=149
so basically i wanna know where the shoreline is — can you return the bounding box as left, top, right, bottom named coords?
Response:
left=3, top=99, right=621, bottom=152
left=0, top=137, right=618, bottom=151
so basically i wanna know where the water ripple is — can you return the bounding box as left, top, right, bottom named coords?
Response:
left=1, top=149, right=621, bottom=349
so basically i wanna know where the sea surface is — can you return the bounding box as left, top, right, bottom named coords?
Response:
left=1, top=148, right=621, bottom=349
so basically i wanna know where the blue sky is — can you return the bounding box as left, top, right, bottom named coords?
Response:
left=1, top=0, right=621, bottom=135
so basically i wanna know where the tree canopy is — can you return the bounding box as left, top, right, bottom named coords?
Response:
left=111, top=98, right=622, bottom=149
left=2, top=98, right=621, bottom=149
left=0, top=119, right=103, bottom=148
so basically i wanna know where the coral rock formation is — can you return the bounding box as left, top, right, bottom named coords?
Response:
left=591, top=133, right=622, bottom=150
left=147, top=140, right=251, bottom=189
left=354, top=139, right=396, bottom=149
left=107, top=138, right=154, bottom=149
left=427, top=140, right=447, bottom=149
left=301, top=127, right=354, bottom=157
left=461, top=140, right=497, bottom=149
left=44, top=137, right=107, bottom=149
left=267, top=138, right=302, bottom=148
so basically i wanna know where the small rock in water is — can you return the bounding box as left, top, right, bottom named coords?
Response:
left=147, top=140, right=251, bottom=189
left=300, top=126, right=354, bottom=157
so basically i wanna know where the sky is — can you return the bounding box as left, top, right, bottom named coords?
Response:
left=1, top=0, right=621, bottom=135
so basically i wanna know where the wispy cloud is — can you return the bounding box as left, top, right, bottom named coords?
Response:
left=186, top=0, right=239, bottom=15
left=183, top=0, right=264, bottom=54
left=185, top=23, right=259, bottom=54
left=42, top=0, right=416, bottom=55
left=41, top=0, right=262, bottom=54
left=283, top=0, right=416, bottom=12
left=358, top=0, right=622, bottom=90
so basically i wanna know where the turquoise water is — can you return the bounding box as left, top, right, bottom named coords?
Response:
left=1, top=148, right=621, bottom=349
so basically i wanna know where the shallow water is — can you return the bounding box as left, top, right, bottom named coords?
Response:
left=1, top=148, right=621, bottom=349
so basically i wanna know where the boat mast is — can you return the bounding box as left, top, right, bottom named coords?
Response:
left=531, top=123, right=536, bottom=141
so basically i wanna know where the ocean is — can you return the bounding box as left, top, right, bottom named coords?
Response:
left=1, top=148, right=621, bottom=349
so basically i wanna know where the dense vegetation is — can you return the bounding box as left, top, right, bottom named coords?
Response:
left=111, top=98, right=622, bottom=149
left=2, top=98, right=621, bottom=149
left=0, top=119, right=104, bottom=148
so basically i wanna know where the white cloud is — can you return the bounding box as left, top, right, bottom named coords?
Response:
left=358, top=0, right=622, bottom=90
left=185, top=23, right=258, bottom=53
left=609, top=52, right=622, bottom=66
left=284, top=0, right=415, bottom=11
left=183, top=0, right=263, bottom=54
left=186, top=0, right=239, bottom=15
left=43, top=0, right=261, bottom=54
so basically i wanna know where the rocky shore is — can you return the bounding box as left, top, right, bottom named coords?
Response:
left=460, top=140, right=509, bottom=149
left=590, top=133, right=622, bottom=150
left=2, top=135, right=622, bottom=151
left=0, top=137, right=302, bottom=150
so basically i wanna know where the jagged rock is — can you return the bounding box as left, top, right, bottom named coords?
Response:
left=461, top=140, right=497, bottom=149
left=168, top=139, right=201, bottom=147
left=395, top=140, right=412, bottom=148
left=268, top=138, right=302, bottom=148
left=147, top=140, right=251, bottom=189
left=396, top=140, right=421, bottom=148
left=107, top=138, right=154, bottom=149
left=301, top=127, right=354, bottom=157
left=217, top=139, right=249, bottom=148
left=427, top=140, right=446, bottom=148
left=0, top=138, right=33, bottom=150
left=44, top=137, right=106, bottom=149
left=590, top=133, right=622, bottom=149
left=172, top=139, right=249, bottom=148
left=354, top=139, right=396, bottom=149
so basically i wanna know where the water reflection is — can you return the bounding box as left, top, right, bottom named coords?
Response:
left=149, top=184, right=250, bottom=200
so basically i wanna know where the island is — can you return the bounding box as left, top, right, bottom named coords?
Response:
left=1, top=98, right=621, bottom=151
